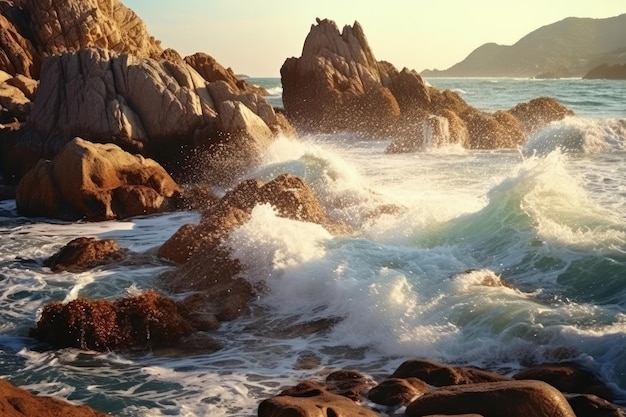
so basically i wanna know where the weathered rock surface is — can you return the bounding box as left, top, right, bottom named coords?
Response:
left=391, top=359, right=511, bottom=386
left=282, top=18, right=572, bottom=151
left=44, top=237, right=126, bottom=272
left=16, top=137, right=180, bottom=220
left=258, top=379, right=378, bottom=417
left=1, top=46, right=289, bottom=185
left=367, top=377, right=429, bottom=406
left=513, top=363, right=615, bottom=400
left=159, top=173, right=345, bottom=264
left=405, top=380, right=577, bottom=417
left=0, top=379, right=107, bottom=417
left=566, top=394, right=626, bottom=417
left=30, top=290, right=213, bottom=351
left=0, top=9, right=40, bottom=78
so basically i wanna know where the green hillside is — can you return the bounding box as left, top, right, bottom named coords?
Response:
left=422, top=13, right=626, bottom=78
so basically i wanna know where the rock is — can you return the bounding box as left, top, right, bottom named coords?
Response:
left=368, top=377, right=429, bottom=406
left=513, top=363, right=615, bottom=400
left=22, top=0, right=163, bottom=59
left=5, top=73, right=38, bottom=100
left=281, top=18, right=401, bottom=135
left=16, top=137, right=180, bottom=220
left=184, top=52, right=268, bottom=95
left=0, top=379, right=107, bottom=417
left=0, top=80, right=30, bottom=121
left=583, top=63, right=626, bottom=80
left=43, top=237, right=126, bottom=272
left=0, top=12, right=39, bottom=78
left=159, top=173, right=345, bottom=264
left=405, top=380, right=577, bottom=417
left=8, top=47, right=287, bottom=185
left=29, top=290, right=208, bottom=351
left=325, top=370, right=376, bottom=402
left=508, top=97, right=574, bottom=134
left=391, top=359, right=511, bottom=386
left=566, top=394, right=626, bottom=417
left=259, top=380, right=378, bottom=417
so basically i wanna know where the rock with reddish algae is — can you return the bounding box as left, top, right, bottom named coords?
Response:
left=44, top=237, right=126, bottom=272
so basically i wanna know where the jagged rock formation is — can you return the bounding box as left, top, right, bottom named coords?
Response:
left=422, top=13, right=626, bottom=78
left=281, top=18, right=572, bottom=151
left=16, top=137, right=180, bottom=220
left=1, top=47, right=291, bottom=185
left=185, top=52, right=267, bottom=96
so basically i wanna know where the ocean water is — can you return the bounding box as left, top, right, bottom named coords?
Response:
left=1, top=77, right=626, bottom=416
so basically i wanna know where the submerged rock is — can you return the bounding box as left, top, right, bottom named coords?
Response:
left=16, top=138, right=180, bottom=220
left=44, top=237, right=126, bottom=272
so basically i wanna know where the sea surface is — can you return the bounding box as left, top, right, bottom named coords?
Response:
left=1, top=77, right=626, bottom=416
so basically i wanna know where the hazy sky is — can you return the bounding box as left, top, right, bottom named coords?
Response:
left=122, top=1, right=625, bottom=77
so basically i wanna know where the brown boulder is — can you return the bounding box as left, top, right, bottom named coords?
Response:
left=29, top=290, right=209, bottom=351
left=513, top=363, right=615, bottom=400
left=0, top=78, right=30, bottom=121
left=566, top=394, right=626, bottom=417
left=16, top=137, right=180, bottom=220
left=184, top=52, right=267, bottom=96
left=508, top=97, right=574, bottom=134
left=391, top=359, right=511, bottom=386
left=259, top=380, right=378, bottom=417
left=405, top=380, right=577, bottom=417
left=44, top=237, right=126, bottom=272
left=22, top=0, right=163, bottom=60
left=281, top=18, right=401, bottom=135
left=368, top=377, right=429, bottom=406
left=0, top=379, right=107, bottom=417
left=0, top=11, right=39, bottom=78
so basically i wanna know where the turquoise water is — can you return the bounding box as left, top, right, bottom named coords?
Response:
left=1, top=78, right=625, bottom=416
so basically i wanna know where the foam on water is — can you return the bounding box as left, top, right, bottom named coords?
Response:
left=524, top=116, right=626, bottom=154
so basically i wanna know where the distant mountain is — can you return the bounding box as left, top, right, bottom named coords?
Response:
left=422, top=13, right=626, bottom=78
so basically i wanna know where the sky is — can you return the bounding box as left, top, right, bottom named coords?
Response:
left=122, top=1, right=626, bottom=77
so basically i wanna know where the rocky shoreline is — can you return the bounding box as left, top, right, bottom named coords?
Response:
left=0, top=1, right=623, bottom=416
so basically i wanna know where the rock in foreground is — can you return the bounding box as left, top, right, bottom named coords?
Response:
left=16, top=137, right=180, bottom=220
left=44, top=237, right=126, bottom=272
left=0, top=379, right=107, bottom=417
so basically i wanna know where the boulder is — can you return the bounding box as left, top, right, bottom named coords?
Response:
left=0, top=12, right=39, bottom=78
left=405, top=380, right=577, bottom=417
left=566, top=394, right=626, bottom=417
left=0, top=80, right=30, bottom=121
left=29, top=290, right=212, bottom=351
left=324, top=370, right=376, bottom=402
left=367, top=377, right=429, bottom=406
left=158, top=173, right=346, bottom=264
left=5, top=73, right=38, bottom=100
left=6, top=47, right=287, bottom=185
left=16, top=137, right=180, bottom=220
left=391, top=359, right=511, bottom=386
left=44, top=237, right=126, bottom=272
left=513, top=363, right=615, bottom=400
left=281, top=18, right=401, bottom=135
left=259, top=380, right=378, bottom=417
left=508, top=97, right=574, bottom=134
left=22, top=0, right=163, bottom=60
left=0, top=379, right=107, bottom=417
left=184, top=52, right=267, bottom=96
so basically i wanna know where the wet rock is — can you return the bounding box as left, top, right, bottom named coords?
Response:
left=259, top=379, right=378, bottom=417
left=367, top=377, right=429, bottom=406
left=0, top=379, right=107, bottom=417
left=16, top=137, right=180, bottom=220
left=44, top=237, right=126, bottom=272
left=30, top=290, right=208, bottom=351
left=325, top=370, right=376, bottom=402
left=391, top=359, right=511, bottom=386
left=508, top=97, right=574, bottom=134
left=513, top=363, right=615, bottom=400
left=405, top=380, right=577, bottom=417
left=566, top=394, right=626, bottom=417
